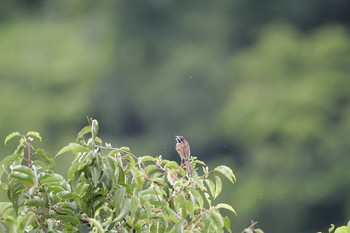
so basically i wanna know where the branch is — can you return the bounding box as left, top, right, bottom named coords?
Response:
left=242, top=220, right=258, bottom=233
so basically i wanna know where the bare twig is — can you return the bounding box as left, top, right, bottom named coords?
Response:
left=242, top=220, right=258, bottom=233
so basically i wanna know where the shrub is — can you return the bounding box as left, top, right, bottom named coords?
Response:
left=0, top=119, right=240, bottom=232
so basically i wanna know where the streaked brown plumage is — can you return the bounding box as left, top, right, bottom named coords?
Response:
left=175, top=136, right=192, bottom=175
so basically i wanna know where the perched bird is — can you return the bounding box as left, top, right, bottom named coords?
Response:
left=175, top=136, right=192, bottom=175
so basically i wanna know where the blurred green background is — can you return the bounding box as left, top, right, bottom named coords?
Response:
left=1, top=1, right=350, bottom=232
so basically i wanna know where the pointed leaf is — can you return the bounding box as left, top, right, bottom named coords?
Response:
left=77, top=125, right=92, bottom=139
left=4, top=132, right=21, bottom=145
left=213, top=165, right=236, bottom=183
left=204, top=179, right=215, bottom=198
left=214, top=203, right=237, bottom=216
left=35, top=149, right=55, bottom=170
left=214, top=175, right=222, bottom=199
left=210, top=210, right=224, bottom=229
left=56, top=143, right=89, bottom=157
left=173, top=219, right=184, bottom=233
left=26, top=132, right=42, bottom=141
left=17, top=211, right=35, bottom=232
left=223, top=216, right=232, bottom=233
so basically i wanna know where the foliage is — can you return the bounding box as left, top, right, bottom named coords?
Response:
left=219, top=24, right=350, bottom=233
left=0, top=119, right=238, bottom=232
left=328, top=221, right=350, bottom=233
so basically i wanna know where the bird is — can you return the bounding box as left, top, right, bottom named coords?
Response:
left=175, top=136, right=192, bottom=175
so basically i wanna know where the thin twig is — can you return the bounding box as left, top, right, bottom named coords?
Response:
left=241, top=220, right=258, bottom=233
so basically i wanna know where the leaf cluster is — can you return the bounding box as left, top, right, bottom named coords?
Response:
left=0, top=119, right=237, bottom=232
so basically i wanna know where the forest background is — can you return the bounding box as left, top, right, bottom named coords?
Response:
left=1, top=1, right=350, bottom=232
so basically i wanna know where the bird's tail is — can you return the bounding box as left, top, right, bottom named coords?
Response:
left=184, top=159, right=192, bottom=175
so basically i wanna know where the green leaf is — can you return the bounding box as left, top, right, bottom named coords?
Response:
left=172, top=219, right=184, bottom=233
left=202, top=211, right=211, bottom=233
left=192, top=175, right=206, bottom=191
left=204, top=179, right=215, bottom=198
left=0, top=153, right=22, bottom=168
left=254, top=229, right=265, bottom=233
left=0, top=202, right=14, bottom=216
left=329, top=224, right=335, bottom=232
left=3, top=216, right=17, bottom=233
left=9, top=171, right=34, bottom=185
left=24, top=196, right=46, bottom=207
left=116, top=198, right=130, bottom=222
left=56, top=143, right=89, bottom=157
left=40, top=173, right=64, bottom=185
left=214, top=203, right=237, bottom=216
left=164, top=161, right=180, bottom=170
left=214, top=176, right=222, bottom=199
left=210, top=210, right=224, bottom=229
left=190, top=189, right=204, bottom=209
left=77, top=125, right=92, bottom=139
left=4, top=132, right=21, bottom=145
left=138, top=155, right=155, bottom=163
left=213, top=165, right=236, bottom=183
left=86, top=217, right=104, bottom=233
left=35, top=149, right=55, bottom=170
left=56, top=215, right=80, bottom=225
left=334, top=226, right=348, bottom=233
left=26, top=132, right=42, bottom=141
left=75, top=182, right=90, bottom=197
left=130, top=195, right=138, bottom=217
left=17, top=211, right=35, bottom=232
left=145, top=164, right=158, bottom=174
left=223, top=216, right=232, bottom=233
left=12, top=165, right=35, bottom=177
left=57, top=190, right=80, bottom=200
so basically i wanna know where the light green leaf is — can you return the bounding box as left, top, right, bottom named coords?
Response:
left=4, top=132, right=21, bottom=145
left=214, top=203, right=237, bottom=216
left=77, top=125, right=92, bottom=139
left=210, top=210, right=224, bottom=229
left=334, top=226, right=347, bottom=233
left=75, top=182, right=89, bottom=197
left=202, top=211, right=211, bottom=233
left=0, top=153, right=22, bottom=167
left=190, top=189, right=204, bottom=209
left=138, top=156, right=155, bottom=163
left=254, top=229, right=265, bottom=233
left=145, top=164, right=158, bottom=174
left=56, top=215, right=80, bottom=225
left=130, top=195, right=138, bottom=217
left=204, top=179, right=215, bottom=198
left=116, top=198, right=130, bottom=221
left=17, top=211, right=35, bottom=232
left=40, top=173, right=64, bottom=186
left=27, top=132, right=42, bottom=141
left=57, top=190, right=80, bottom=200
left=9, top=171, right=34, bottom=185
left=91, top=119, right=99, bottom=139
left=4, top=216, right=17, bottom=233
left=213, top=165, right=236, bottom=183
left=24, top=196, right=46, bottom=207
left=164, top=161, right=180, bottom=169
left=12, top=165, right=35, bottom=177
left=0, top=202, right=14, bottom=216
left=56, top=143, right=89, bottom=157
left=192, top=175, right=207, bottom=191
left=214, top=176, right=222, bottom=199
left=223, top=216, right=232, bottom=233
left=329, top=224, right=335, bottom=232
left=35, top=149, right=55, bottom=170
left=173, top=219, right=184, bottom=233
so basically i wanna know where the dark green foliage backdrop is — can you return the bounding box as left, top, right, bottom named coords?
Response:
left=1, top=1, right=350, bottom=232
